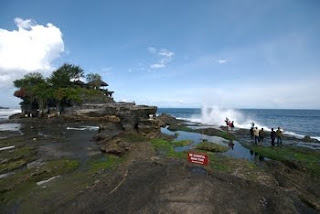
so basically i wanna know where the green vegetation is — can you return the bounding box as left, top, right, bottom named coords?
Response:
left=168, top=124, right=193, bottom=132
left=172, top=140, right=193, bottom=147
left=248, top=145, right=320, bottom=177
left=89, top=154, right=124, bottom=172
left=123, top=132, right=148, bottom=143
left=13, top=63, right=106, bottom=116
left=86, top=73, right=102, bottom=88
left=196, top=142, right=228, bottom=153
left=0, top=159, right=78, bottom=205
left=0, top=146, right=36, bottom=173
left=150, top=138, right=186, bottom=160
left=196, top=129, right=235, bottom=140
left=202, top=152, right=257, bottom=175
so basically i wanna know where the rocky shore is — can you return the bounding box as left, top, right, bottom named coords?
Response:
left=1, top=110, right=320, bottom=213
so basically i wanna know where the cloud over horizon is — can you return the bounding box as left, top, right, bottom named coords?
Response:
left=0, top=18, right=64, bottom=88
left=148, top=47, right=174, bottom=69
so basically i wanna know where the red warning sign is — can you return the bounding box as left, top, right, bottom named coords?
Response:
left=187, top=152, right=209, bottom=165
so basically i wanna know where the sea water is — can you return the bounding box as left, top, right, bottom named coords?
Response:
left=0, top=109, right=21, bottom=132
left=157, top=107, right=320, bottom=141
left=0, top=109, right=21, bottom=120
left=1, top=107, right=319, bottom=140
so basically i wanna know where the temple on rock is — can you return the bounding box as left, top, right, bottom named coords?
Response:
left=14, top=77, right=116, bottom=117
left=74, top=79, right=114, bottom=98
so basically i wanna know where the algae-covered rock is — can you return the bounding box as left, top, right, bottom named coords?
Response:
left=172, top=140, right=193, bottom=147
left=196, top=142, right=228, bottom=152
left=196, top=128, right=235, bottom=140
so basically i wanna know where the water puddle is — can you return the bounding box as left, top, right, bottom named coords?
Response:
left=66, top=126, right=99, bottom=131
left=294, top=142, right=320, bottom=150
left=161, top=127, right=266, bottom=162
left=0, top=123, right=21, bottom=131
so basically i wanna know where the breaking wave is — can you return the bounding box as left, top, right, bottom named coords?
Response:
left=185, top=106, right=319, bottom=140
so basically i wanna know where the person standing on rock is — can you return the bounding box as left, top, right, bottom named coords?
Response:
left=271, top=128, right=276, bottom=147
left=231, top=121, right=235, bottom=131
left=253, top=127, right=259, bottom=144
left=259, top=128, right=266, bottom=144
left=250, top=126, right=254, bottom=140
left=225, top=117, right=229, bottom=126
left=276, top=127, right=283, bottom=145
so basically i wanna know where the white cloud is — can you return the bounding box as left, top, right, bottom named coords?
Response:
left=147, top=46, right=157, bottom=54
left=148, top=47, right=174, bottom=69
left=0, top=17, right=64, bottom=87
left=15, top=18, right=35, bottom=29
left=217, top=59, right=227, bottom=64
left=150, top=63, right=166, bottom=69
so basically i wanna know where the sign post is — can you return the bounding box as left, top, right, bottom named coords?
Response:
left=187, top=152, right=209, bottom=166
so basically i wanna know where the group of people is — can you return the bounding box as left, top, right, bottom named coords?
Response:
left=224, top=117, right=235, bottom=130
left=250, top=122, right=283, bottom=146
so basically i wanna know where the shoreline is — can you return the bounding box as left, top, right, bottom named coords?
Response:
left=1, top=115, right=320, bottom=213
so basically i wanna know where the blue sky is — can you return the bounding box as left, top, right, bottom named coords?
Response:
left=0, top=0, right=319, bottom=109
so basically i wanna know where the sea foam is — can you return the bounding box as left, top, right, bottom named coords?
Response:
left=187, top=106, right=318, bottom=140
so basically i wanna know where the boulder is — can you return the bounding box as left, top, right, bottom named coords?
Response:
left=301, top=135, right=319, bottom=143
left=99, top=136, right=132, bottom=156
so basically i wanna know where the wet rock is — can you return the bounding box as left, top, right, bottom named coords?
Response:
left=0, top=145, right=15, bottom=151
left=27, top=160, right=44, bottom=169
left=8, top=113, right=22, bottom=119
left=157, top=113, right=182, bottom=127
left=302, top=135, right=319, bottom=143
left=36, top=175, right=60, bottom=186
left=196, top=142, right=229, bottom=152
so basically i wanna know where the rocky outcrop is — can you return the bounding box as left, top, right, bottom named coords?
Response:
left=69, top=102, right=158, bottom=132
left=137, top=119, right=160, bottom=138
left=157, top=113, right=183, bottom=127
left=98, top=135, right=132, bottom=156
left=66, top=102, right=160, bottom=154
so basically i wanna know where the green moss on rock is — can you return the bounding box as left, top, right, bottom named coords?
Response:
left=196, top=142, right=228, bottom=153
left=0, top=146, right=36, bottom=173
left=150, top=138, right=186, bottom=160
left=172, top=140, right=193, bottom=147
left=89, top=154, right=124, bottom=172
left=168, top=125, right=193, bottom=132
left=248, top=145, right=320, bottom=177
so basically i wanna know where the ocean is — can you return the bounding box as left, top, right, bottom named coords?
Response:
left=157, top=107, right=320, bottom=141
left=1, top=107, right=320, bottom=141
left=0, top=109, right=21, bottom=121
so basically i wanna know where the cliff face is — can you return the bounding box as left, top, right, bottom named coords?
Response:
left=64, top=102, right=161, bottom=153
left=66, top=102, right=158, bottom=131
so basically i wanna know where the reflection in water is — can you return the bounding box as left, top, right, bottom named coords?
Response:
left=162, top=127, right=266, bottom=162
left=250, top=150, right=265, bottom=162
left=228, top=140, right=234, bottom=150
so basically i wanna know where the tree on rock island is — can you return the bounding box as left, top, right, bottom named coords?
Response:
left=13, top=63, right=108, bottom=117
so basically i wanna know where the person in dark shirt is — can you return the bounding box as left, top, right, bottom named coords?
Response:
left=250, top=127, right=254, bottom=139
left=270, top=128, right=276, bottom=147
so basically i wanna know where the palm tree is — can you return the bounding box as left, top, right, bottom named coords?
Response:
left=48, top=63, right=84, bottom=88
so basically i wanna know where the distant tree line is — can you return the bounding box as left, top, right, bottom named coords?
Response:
left=13, top=63, right=103, bottom=116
